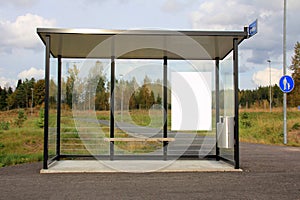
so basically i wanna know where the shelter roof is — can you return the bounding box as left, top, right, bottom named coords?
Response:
left=37, top=28, right=248, bottom=60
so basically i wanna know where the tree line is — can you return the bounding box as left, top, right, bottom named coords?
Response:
left=0, top=78, right=45, bottom=111
left=0, top=76, right=296, bottom=112
left=239, top=85, right=283, bottom=109
left=0, top=41, right=299, bottom=111
left=0, top=62, right=164, bottom=111
left=64, top=62, right=164, bottom=111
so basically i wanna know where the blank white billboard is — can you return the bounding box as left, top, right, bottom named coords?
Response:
left=171, top=72, right=212, bottom=131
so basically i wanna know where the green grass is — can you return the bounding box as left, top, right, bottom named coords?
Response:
left=0, top=108, right=299, bottom=168
left=0, top=154, right=43, bottom=168
left=0, top=110, right=44, bottom=167
left=239, top=110, right=300, bottom=146
left=111, top=109, right=171, bottom=128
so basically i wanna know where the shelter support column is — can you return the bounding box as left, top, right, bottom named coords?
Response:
left=110, top=56, right=115, bottom=160
left=163, top=56, right=168, bottom=160
left=56, top=55, right=62, bottom=160
left=43, top=35, right=50, bottom=169
left=233, top=38, right=240, bottom=169
left=215, top=57, right=220, bottom=160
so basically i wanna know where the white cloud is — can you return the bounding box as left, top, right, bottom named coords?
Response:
left=0, top=77, right=17, bottom=88
left=190, top=0, right=300, bottom=66
left=0, top=0, right=38, bottom=7
left=252, top=67, right=292, bottom=87
left=161, top=0, right=182, bottom=13
left=161, top=0, right=198, bottom=14
left=0, top=13, right=55, bottom=53
left=17, top=67, right=44, bottom=80
left=190, top=0, right=255, bottom=30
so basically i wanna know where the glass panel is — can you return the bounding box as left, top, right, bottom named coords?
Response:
left=60, top=59, right=80, bottom=156
left=218, top=53, right=234, bottom=162
left=63, top=59, right=111, bottom=156
left=48, top=57, right=57, bottom=160
left=114, top=59, right=164, bottom=156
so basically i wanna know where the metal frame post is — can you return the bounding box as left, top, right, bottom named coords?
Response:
left=233, top=38, right=240, bottom=169
left=215, top=57, right=220, bottom=160
left=43, top=35, right=50, bottom=169
left=163, top=56, right=168, bottom=160
left=110, top=56, right=115, bottom=160
left=56, top=55, right=62, bottom=160
left=267, top=60, right=272, bottom=112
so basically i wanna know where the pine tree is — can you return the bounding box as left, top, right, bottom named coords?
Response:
left=88, top=61, right=109, bottom=111
left=0, top=86, right=7, bottom=110
left=156, top=93, right=162, bottom=105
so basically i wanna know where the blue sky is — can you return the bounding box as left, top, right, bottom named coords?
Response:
left=0, top=0, right=299, bottom=89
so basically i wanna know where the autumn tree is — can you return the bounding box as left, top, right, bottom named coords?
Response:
left=288, top=41, right=300, bottom=106
left=33, top=79, right=45, bottom=106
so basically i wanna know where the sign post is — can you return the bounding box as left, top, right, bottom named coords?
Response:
left=279, top=75, right=294, bottom=144
left=283, top=0, right=287, bottom=145
left=279, top=75, right=294, bottom=93
left=248, top=19, right=258, bottom=38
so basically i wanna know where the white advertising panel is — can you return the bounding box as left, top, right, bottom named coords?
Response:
left=171, top=72, right=212, bottom=131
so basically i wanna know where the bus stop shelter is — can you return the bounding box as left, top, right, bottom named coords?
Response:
left=38, top=27, right=249, bottom=172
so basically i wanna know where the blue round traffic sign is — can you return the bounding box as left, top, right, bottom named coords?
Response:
left=279, top=75, right=294, bottom=93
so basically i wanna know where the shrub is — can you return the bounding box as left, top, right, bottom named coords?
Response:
left=0, top=121, right=9, bottom=130
left=37, top=108, right=44, bottom=128
left=15, top=109, right=27, bottom=128
left=240, top=112, right=252, bottom=128
left=292, top=122, right=300, bottom=130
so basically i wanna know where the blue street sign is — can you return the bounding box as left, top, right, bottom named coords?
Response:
left=249, top=19, right=258, bottom=37
left=279, top=75, right=294, bottom=93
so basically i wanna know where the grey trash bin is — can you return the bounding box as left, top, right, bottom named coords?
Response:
left=217, top=116, right=234, bottom=148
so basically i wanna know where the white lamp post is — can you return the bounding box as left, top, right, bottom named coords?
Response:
left=267, top=60, right=272, bottom=112
left=31, top=88, right=34, bottom=116
left=119, top=74, right=124, bottom=122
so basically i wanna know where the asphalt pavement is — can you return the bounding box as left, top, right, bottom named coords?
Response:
left=0, top=142, right=299, bottom=200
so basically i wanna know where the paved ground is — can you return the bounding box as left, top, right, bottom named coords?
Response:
left=0, top=142, right=299, bottom=200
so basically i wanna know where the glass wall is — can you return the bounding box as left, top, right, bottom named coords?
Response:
left=112, top=59, right=164, bottom=157
left=61, top=59, right=111, bottom=157
left=48, top=57, right=57, bottom=160
left=218, top=53, right=235, bottom=162
left=56, top=58, right=217, bottom=159
left=47, top=56, right=235, bottom=162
